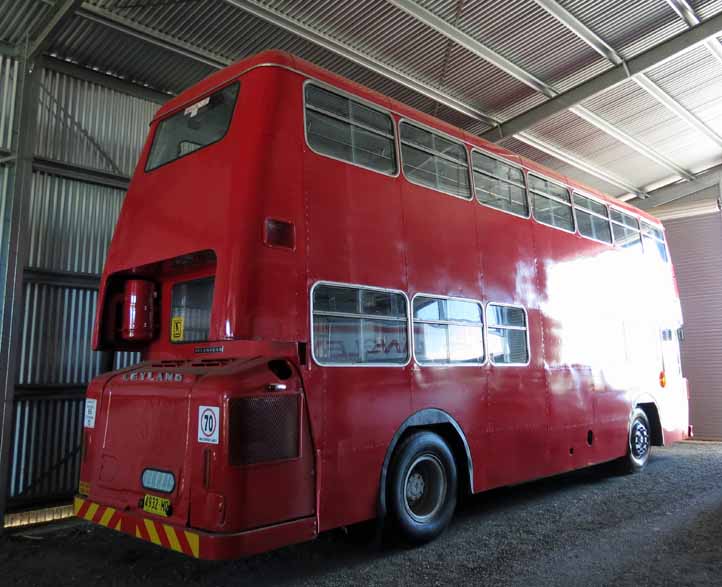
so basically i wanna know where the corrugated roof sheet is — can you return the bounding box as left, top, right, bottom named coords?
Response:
left=645, top=45, right=722, bottom=138
left=556, top=0, right=689, bottom=60
left=0, top=0, right=52, bottom=46
left=1, top=0, right=721, bottom=199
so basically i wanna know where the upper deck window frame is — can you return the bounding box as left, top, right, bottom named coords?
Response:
left=145, top=81, right=241, bottom=173
left=528, top=171, right=576, bottom=234
left=640, top=219, right=670, bottom=263
left=572, top=191, right=613, bottom=245
left=399, top=118, right=473, bottom=201
left=470, top=148, right=530, bottom=219
left=609, top=207, right=644, bottom=251
left=303, top=80, right=400, bottom=178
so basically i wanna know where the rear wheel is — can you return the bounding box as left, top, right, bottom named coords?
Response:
left=388, top=431, right=457, bottom=544
left=618, top=408, right=651, bottom=473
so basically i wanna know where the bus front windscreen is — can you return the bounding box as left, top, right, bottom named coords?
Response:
left=145, top=82, right=239, bottom=171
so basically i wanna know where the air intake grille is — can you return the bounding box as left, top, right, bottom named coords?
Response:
left=229, top=395, right=299, bottom=465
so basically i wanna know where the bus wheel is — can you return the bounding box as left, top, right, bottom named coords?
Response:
left=619, top=408, right=652, bottom=474
left=388, top=431, right=457, bottom=544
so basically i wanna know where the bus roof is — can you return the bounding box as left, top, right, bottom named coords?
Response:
left=154, top=49, right=662, bottom=226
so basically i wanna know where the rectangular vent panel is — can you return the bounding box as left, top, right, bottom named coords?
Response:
left=229, top=395, right=299, bottom=465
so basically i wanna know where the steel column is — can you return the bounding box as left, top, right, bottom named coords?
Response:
left=0, top=52, right=41, bottom=530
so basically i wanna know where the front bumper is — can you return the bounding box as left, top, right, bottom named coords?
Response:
left=74, top=496, right=317, bottom=560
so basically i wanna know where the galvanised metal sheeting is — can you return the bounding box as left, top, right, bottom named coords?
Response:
left=645, top=45, right=722, bottom=137
left=8, top=391, right=85, bottom=503
left=115, top=351, right=141, bottom=370
left=19, top=283, right=101, bottom=386
left=580, top=78, right=722, bottom=174
left=27, top=173, right=124, bottom=274
left=0, top=55, right=18, bottom=151
left=36, top=67, right=157, bottom=176
left=49, top=17, right=216, bottom=97
left=557, top=0, right=689, bottom=60
left=0, top=0, right=51, bottom=47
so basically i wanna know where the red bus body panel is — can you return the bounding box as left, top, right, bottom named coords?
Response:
left=77, top=51, right=688, bottom=559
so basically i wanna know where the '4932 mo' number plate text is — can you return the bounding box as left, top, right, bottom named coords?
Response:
left=143, top=494, right=172, bottom=517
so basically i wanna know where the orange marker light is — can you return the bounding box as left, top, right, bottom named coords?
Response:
left=659, top=370, right=667, bottom=388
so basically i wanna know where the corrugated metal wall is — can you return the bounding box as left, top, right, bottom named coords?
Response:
left=2, top=59, right=154, bottom=508
left=665, top=210, right=722, bottom=440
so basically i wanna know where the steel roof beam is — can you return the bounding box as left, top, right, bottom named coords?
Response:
left=76, top=0, right=647, bottom=197
left=28, top=0, right=83, bottom=59
left=632, top=74, right=722, bottom=150
left=532, top=0, right=623, bottom=65
left=512, top=134, right=645, bottom=197
left=225, top=0, right=497, bottom=126
left=76, top=4, right=230, bottom=70
left=535, top=0, right=722, bottom=160
left=229, top=0, right=646, bottom=197
left=388, top=0, right=695, bottom=181
left=40, top=56, right=170, bottom=105
left=665, top=0, right=722, bottom=65
left=480, top=9, right=722, bottom=143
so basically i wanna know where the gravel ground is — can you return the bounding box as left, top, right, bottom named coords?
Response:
left=3, top=441, right=722, bottom=586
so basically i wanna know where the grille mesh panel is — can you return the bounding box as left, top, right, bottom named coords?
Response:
left=229, top=395, right=299, bottom=465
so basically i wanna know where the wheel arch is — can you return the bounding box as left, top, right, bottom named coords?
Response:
left=377, top=409, right=474, bottom=519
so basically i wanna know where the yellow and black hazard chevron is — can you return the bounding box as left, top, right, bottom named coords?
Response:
left=74, top=497, right=200, bottom=558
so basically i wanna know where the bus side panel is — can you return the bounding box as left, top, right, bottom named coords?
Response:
left=302, top=97, right=412, bottom=530
left=476, top=205, right=549, bottom=488
left=245, top=68, right=308, bottom=343
left=530, top=222, right=603, bottom=473
left=399, top=179, right=487, bottom=468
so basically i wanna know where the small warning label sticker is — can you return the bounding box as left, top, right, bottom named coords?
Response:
left=198, top=406, right=219, bottom=444
left=84, top=399, right=97, bottom=429
left=171, top=316, right=184, bottom=342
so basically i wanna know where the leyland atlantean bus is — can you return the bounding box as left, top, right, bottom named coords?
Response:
left=75, top=50, right=689, bottom=560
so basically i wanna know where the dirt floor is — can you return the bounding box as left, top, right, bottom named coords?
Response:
left=3, top=441, right=722, bottom=586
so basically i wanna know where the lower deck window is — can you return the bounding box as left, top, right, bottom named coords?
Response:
left=312, top=283, right=408, bottom=365
left=413, top=296, right=484, bottom=364
left=170, top=277, right=214, bottom=342
left=487, top=304, right=529, bottom=365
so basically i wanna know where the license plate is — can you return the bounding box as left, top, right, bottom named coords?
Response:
left=143, top=494, right=171, bottom=517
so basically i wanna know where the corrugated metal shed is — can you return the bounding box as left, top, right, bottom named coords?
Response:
left=665, top=210, right=722, bottom=440
left=0, top=0, right=722, bottom=516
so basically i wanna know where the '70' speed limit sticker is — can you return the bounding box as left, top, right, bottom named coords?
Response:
left=198, top=406, right=220, bottom=444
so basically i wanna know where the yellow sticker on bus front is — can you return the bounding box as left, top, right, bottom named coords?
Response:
left=171, top=317, right=184, bottom=342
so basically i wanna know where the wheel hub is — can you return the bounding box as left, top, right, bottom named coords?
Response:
left=403, top=454, right=447, bottom=523
left=631, top=421, right=650, bottom=459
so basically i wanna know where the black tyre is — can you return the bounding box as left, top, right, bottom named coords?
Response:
left=388, top=431, right=458, bottom=544
left=618, top=408, right=651, bottom=474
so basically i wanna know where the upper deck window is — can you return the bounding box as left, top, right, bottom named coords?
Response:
left=573, top=193, right=612, bottom=244
left=400, top=122, right=471, bottom=199
left=472, top=151, right=528, bottom=217
left=146, top=83, right=239, bottom=172
left=610, top=209, right=643, bottom=251
left=304, top=84, right=397, bottom=174
left=312, top=283, right=409, bottom=366
left=529, top=174, right=574, bottom=231
left=641, top=220, right=669, bottom=263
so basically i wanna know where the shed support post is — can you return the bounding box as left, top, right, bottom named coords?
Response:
left=0, top=50, right=41, bottom=531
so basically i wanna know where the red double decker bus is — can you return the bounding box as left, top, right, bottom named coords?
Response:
left=75, top=50, right=688, bottom=560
